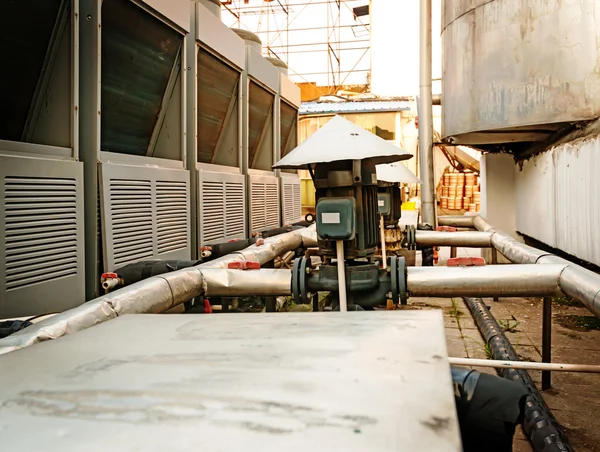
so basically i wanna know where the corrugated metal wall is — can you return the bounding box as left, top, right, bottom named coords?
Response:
left=516, top=135, right=600, bottom=266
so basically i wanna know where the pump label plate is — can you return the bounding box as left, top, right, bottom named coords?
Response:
left=321, top=212, right=341, bottom=224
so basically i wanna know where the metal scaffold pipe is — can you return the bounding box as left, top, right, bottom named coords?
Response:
left=418, top=0, right=436, bottom=226
left=407, top=264, right=566, bottom=298
left=415, top=231, right=493, bottom=247
left=449, top=357, right=600, bottom=373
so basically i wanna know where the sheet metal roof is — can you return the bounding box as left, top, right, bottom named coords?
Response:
left=300, top=100, right=412, bottom=116
left=273, top=115, right=412, bottom=169
left=376, top=162, right=421, bottom=184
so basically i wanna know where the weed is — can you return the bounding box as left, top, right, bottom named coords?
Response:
left=498, top=319, right=521, bottom=333
left=553, top=296, right=581, bottom=307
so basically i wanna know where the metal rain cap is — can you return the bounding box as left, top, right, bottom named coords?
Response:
left=273, top=115, right=413, bottom=169
left=376, top=161, right=421, bottom=184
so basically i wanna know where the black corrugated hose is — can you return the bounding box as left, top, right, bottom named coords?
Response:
left=463, top=297, right=573, bottom=452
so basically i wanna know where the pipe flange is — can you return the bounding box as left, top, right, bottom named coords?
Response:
left=299, top=256, right=311, bottom=305
left=397, top=255, right=407, bottom=305
left=292, top=257, right=302, bottom=303
left=305, top=213, right=315, bottom=224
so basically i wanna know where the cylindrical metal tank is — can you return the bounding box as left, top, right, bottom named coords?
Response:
left=442, top=0, right=600, bottom=145
left=266, top=57, right=288, bottom=76
left=198, top=0, right=221, bottom=19
left=231, top=28, right=262, bottom=54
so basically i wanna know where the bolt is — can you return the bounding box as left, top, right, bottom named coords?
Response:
left=305, top=267, right=311, bottom=274
left=386, top=292, right=392, bottom=299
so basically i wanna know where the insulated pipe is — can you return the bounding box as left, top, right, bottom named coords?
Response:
left=202, top=268, right=292, bottom=297
left=0, top=226, right=315, bottom=356
left=438, top=215, right=476, bottom=228
left=418, top=0, right=436, bottom=226
left=407, top=265, right=566, bottom=298
left=449, top=357, right=600, bottom=373
left=336, top=241, right=348, bottom=312
left=415, top=231, right=493, bottom=248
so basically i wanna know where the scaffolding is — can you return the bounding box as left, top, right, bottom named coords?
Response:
left=220, top=0, right=371, bottom=94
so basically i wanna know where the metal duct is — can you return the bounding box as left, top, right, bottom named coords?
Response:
left=439, top=215, right=600, bottom=319
left=415, top=231, right=493, bottom=248
left=0, top=226, right=315, bottom=356
left=407, top=265, right=566, bottom=298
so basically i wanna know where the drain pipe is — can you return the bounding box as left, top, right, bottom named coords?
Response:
left=438, top=215, right=600, bottom=319
left=418, top=0, right=436, bottom=226
left=463, top=297, right=574, bottom=452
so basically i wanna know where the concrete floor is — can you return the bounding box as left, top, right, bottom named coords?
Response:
left=411, top=246, right=600, bottom=451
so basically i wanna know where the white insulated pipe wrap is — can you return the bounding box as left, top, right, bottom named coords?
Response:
left=0, top=226, right=316, bottom=356
left=407, top=264, right=566, bottom=298
left=415, top=231, right=493, bottom=247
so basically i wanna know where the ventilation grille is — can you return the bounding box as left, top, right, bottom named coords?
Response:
left=283, top=182, right=301, bottom=225
left=251, top=182, right=279, bottom=232
left=156, top=180, right=188, bottom=254
left=202, top=181, right=226, bottom=242
left=4, top=176, right=79, bottom=291
left=109, top=179, right=154, bottom=267
left=293, top=183, right=301, bottom=221
left=225, top=182, right=245, bottom=237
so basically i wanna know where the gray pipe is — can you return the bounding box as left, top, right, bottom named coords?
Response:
left=0, top=226, right=315, bottom=356
left=418, top=0, right=436, bottom=226
left=407, top=265, right=566, bottom=298
left=439, top=215, right=600, bottom=318
left=438, top=215, right=476, bottom=228
left=415, top=231, right=493, bottom=248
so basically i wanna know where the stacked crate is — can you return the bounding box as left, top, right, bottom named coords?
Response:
left=440, top=171, right=480, bottom=212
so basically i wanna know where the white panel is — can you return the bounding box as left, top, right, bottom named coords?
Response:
left=198, top=170, right=246, bottom=245
left=143, top=0, right=190, bottom=32
left=0, top=155, right=84, bottom=317
left=554, top=137, right=600, bottom=266
left=100, top=163, right=191, bottom=271
left=249, top=174, right=280, bottom=233
left=515, top=152, right=556, bottom=247
left=195, top=3, right=245, bottom=70
left=247, top=48, right=279, bottom=93
left=280, top=74, right=301, bottom=107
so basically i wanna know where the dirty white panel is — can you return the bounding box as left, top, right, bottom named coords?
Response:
left=554, top=137, right=600, bottom=266
left=0, top=312, right=461, bottom=451
left=515, top=151, right=556, bottom=248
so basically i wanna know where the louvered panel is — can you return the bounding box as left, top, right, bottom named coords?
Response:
left=283, top=183, right=294, bottom=225
left=250, top=183, right=267, bottom=232
left=202, top=180, right=225, bottom=242
left=109, top=179, right=154, bottom=267
left=156, top=180, right=188, bottom=254
left=4, top=176, right=78, bottom=291
left=265, top=183, right=279, bottom=229
left=293, top=183, right=302, bottom=221
left=225, top=182, right=245, bottom=237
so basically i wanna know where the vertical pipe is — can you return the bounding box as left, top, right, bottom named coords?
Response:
left=542, top=296, right=552, bottom=390
left=336, top=240, right=348, bottom=312
left=450, top=246, right=457, bottom=259
left=492, top=247, right=499, bottom=302
left=418, top=0, right=435, bottom=226
left=380, top=215, right=387, bottom=268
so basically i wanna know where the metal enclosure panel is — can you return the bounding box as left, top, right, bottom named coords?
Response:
left=195, top=2, right=246, bottom=70
left=249, top=174, right=280, bottom=233
left=141, top=0, right=190, bottom=32
left=442, top=0, right=600, bottom=141
left=281, top=173, right=302, bottom=225
left=515, top=151, right=556, bottom=248
left=0, top=312, right=461, bottom=451
left=99, top=163, right=191, bottom=271
left=0, top=155, right=84, bottom=317
left=247, top=48, right=280, bottom=93
left=280, top=73, right=301, bottom=108
left=198, top=169, right=246, bottom=245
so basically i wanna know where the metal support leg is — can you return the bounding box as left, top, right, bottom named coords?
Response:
left=312, top=292, right=319, bottom=312
left=542, top=296, right=552, bottom=390
left=491, top=248, right=499, bottom=302
left=450, top=247, right=457, bottom=259
left=265, top=297, right=276, bottom=313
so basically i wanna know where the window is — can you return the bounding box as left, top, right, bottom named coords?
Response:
left=101, top=0, right=183, bottom=156
left=197, top=48, right=240, bottom=166
left=344, top=112, right=396, bottom=141
left=248, top=81, right=274, bottom=170
left=0, top=0, right=62, bottom=141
